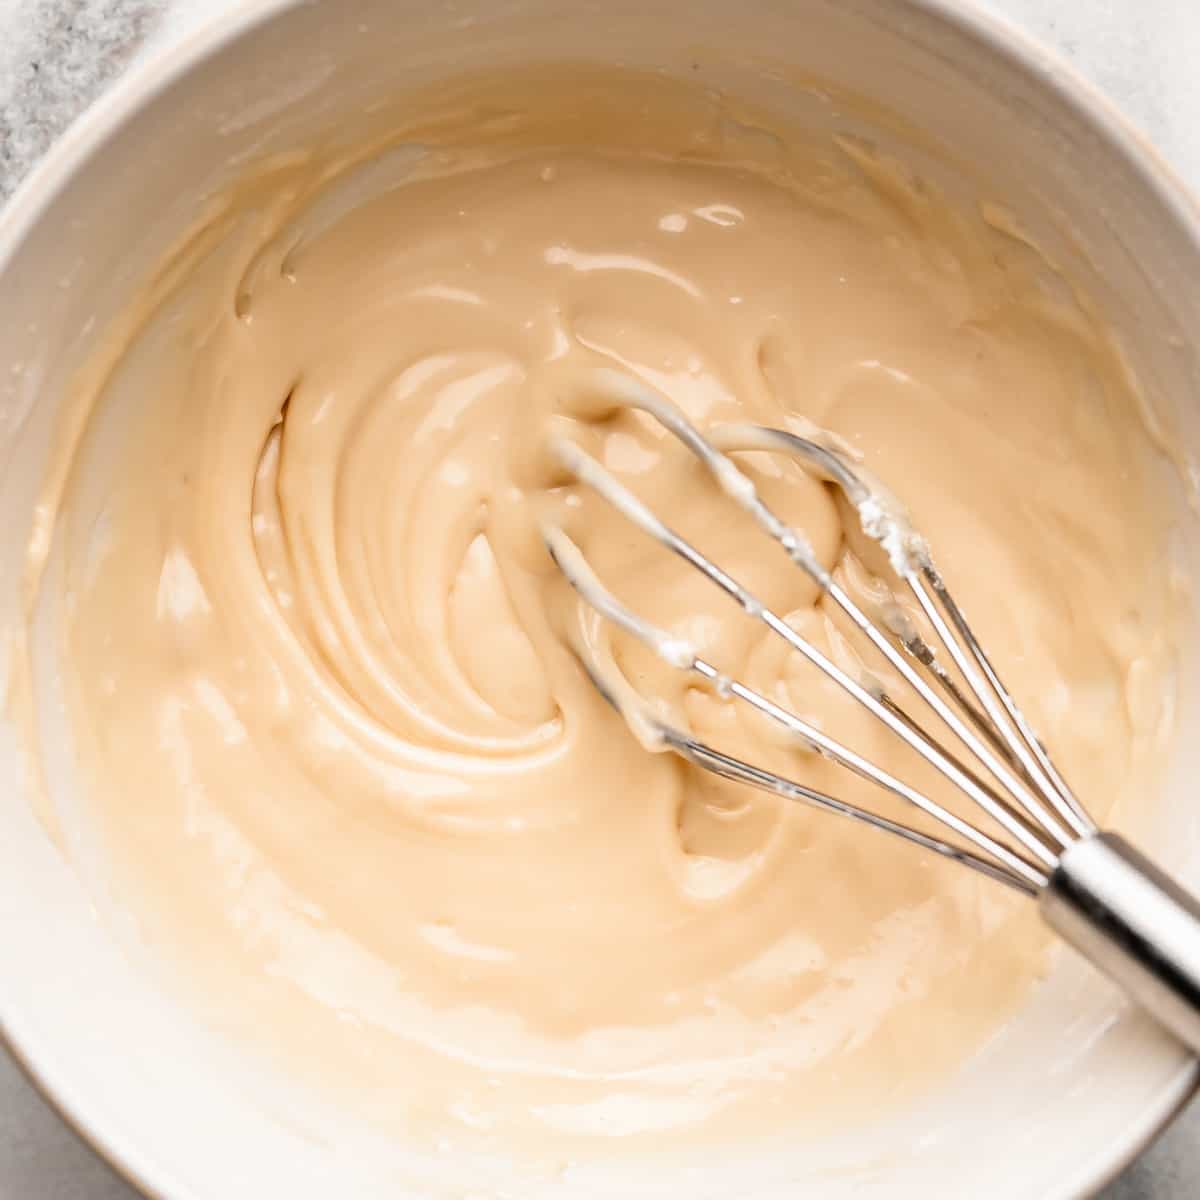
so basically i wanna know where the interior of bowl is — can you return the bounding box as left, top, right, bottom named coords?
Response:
left=1, top=0, right=1199, bottom=1196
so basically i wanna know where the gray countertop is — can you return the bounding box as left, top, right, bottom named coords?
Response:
left=0, top=0, right=1197, bottom=1195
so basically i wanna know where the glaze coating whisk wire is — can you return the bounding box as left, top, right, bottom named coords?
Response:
left=543, top=369, right=1200, bottom=1053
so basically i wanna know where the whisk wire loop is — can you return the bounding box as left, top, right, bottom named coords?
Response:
left=545, top=372, right=1089, bottom=888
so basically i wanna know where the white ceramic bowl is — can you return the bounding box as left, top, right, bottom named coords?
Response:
left=3, top=1, right=1200, bottom=1196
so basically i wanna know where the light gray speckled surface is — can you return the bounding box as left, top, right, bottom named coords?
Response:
left=0, top=1, right=1197, bottom=1196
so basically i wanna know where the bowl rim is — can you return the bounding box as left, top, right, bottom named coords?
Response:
left=1, top=0, right=1197, bottom=1196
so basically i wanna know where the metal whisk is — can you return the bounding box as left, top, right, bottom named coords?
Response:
left=544, top=369, right=1200, bottom=1054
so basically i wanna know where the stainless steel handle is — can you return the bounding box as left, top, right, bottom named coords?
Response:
left=1040, top=831, right=1200, bottom=1054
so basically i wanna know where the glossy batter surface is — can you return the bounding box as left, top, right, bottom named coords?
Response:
left=24, top=74, right=1179, bottom=1155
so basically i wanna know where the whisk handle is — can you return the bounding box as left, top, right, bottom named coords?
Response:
left=1041, top=832, right=1200, bottom=1054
